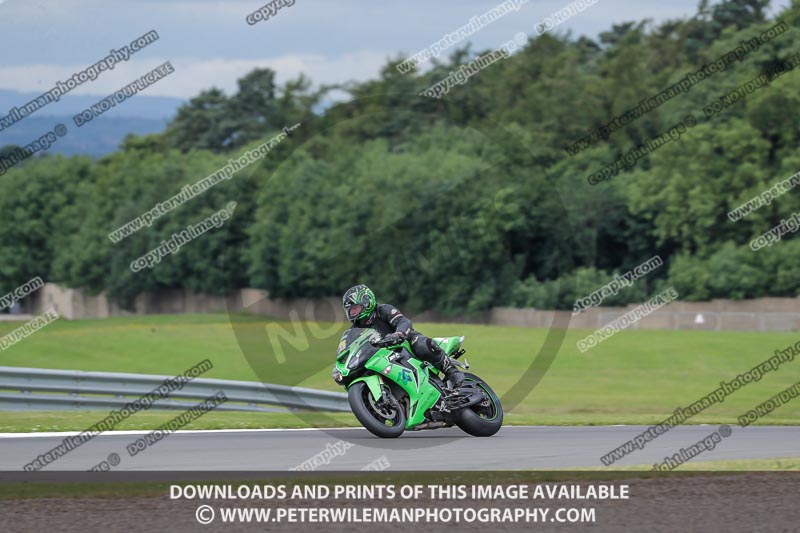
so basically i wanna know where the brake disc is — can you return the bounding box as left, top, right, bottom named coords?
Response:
left=368, top=392, right=397, bottom=419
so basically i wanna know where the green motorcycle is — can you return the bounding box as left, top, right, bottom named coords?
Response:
left=332, top=328, right=503, bottom=438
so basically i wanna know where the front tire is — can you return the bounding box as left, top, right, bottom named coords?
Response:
left=455, top=373, right=503, bottom=437
left=348, top=381, right=406, bottom=438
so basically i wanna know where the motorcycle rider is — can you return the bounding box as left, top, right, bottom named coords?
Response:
left=342, top=284, right=464, bottom=387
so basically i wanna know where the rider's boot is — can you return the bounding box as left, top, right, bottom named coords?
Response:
left=441, top=358, right=464, bottom=388
left=433, top=346, right=464, bottom=388
left=411, top=333, right=464, bottom=388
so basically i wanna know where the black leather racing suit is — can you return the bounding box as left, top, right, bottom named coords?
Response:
left=352, top=303, right=451, bottom=371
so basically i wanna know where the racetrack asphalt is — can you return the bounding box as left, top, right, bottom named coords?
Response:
left=1, top=425, right=797, bottom=471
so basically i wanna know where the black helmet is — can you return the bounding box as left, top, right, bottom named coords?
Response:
left=342, top=284, right=376, bottom=324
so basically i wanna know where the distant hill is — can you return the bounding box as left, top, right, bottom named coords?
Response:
left=0, top=89, right=184, bottom=156
left=0, top=89, right=184, bottom=121
left=0, top=115, right=169, bottom=157
left=0, top=89, right=338, bottom=157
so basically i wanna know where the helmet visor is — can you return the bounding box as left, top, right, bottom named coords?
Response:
left=347, top=304, right=364, bottom=319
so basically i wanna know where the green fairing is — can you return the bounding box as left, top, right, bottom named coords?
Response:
left=434, top=336, right=465, bottom=355
left=334, top=330, right=465, bottom=429
left=349, top=374, right=382, bottom=401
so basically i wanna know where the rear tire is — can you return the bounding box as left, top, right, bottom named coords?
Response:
left=455, top=373, right=503, bottom=437
left=348, top=381, right=406, bottom=438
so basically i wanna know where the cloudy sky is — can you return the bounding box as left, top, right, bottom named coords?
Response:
left=0, top=0, right=789, bottom=100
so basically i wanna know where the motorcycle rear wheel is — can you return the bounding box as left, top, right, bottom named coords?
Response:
left=454, top=373, right=503, bottom=437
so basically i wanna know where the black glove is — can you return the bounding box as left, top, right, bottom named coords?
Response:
left=380, top=332, right=406, bottom=347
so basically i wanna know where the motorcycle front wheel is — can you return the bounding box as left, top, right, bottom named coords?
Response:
left=348, top=381, right=406, bottom=438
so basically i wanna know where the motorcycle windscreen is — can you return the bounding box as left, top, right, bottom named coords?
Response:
left=343, top=328, right=380, bottom=370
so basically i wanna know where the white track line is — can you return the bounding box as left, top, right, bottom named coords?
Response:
left=0, top=425, right=557, bottom=439
left=0, top=427, right=366, bottom=438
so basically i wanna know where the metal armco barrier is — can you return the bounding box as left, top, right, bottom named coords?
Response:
left=0, top=366, right=349, bottom=412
